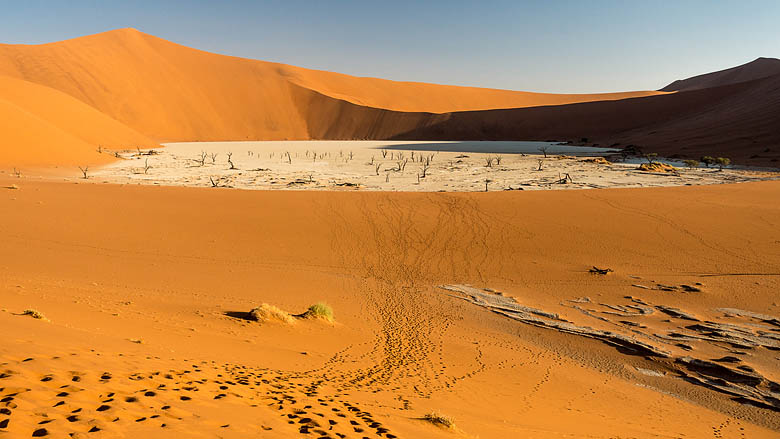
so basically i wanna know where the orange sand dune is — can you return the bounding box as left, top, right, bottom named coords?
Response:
left=1, top=178, right=779, bottom=437
left=0, top=28, right=663, bottom=145
left=0, top=75, right=157, bottom=166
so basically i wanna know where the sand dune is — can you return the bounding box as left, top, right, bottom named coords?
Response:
left=0, top=28, right=662, bottom=146
left=661, top=57, right=780, bottom=92
left=1, top=28, right=776, bottom=167
left=0, top=75, right=156, bottom=167
left=388, top=73, right=780, bottom=166
left=2, top=177, right=779, bottom=437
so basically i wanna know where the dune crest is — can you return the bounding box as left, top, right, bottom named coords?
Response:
left=660, top=57, right=780, bottom=92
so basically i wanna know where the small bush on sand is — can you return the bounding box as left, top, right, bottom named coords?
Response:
left=423, top=412, right=455, bottom=429
left=683, top=159, right=699, bottom=169
left=249, top=304, right=296, bottom=324
left=303, top=303, right=334, bottom=322
left=22, top=309, right=48, bottom=321
left=637, top=162, right=677, bottom=173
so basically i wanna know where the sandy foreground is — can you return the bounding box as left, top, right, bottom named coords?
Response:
left=87, top=141, right=779, bottom=192
left=1, top=176, right=779, bottom=438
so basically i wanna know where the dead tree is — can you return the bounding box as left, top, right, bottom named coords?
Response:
left=485, top=157, right=494, bottom=167
left=538, top=145, right=550, bottom=158
left=484, top=178, right=492, bottom=192
left=12, top=167, right=21, bottom=178
left=375, top=163, right=382, bottom=176
left=537, top=160, right=544, bottom=171
left=381, top=149, right=388, bottom=158
left=495, top=155, right=502, bottom=165
left=421, top=163, right=430, bottom=178
left=143, top=158, right=151, bottom=174
left=78, top=166, right=89, bottom=179
left=209, top=176, right=226, bottom=188
left=209, top=152, right=218, bottom=164
left=196, top=151, right=207, bottom=166
left=555, top=173, right=573, bottom=184
left=227, top=152, right=236, bottom=170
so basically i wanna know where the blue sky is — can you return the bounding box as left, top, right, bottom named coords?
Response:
left=1, top=0, right=778, bottom=93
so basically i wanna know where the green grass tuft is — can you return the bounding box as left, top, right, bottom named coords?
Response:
left=305, top=302, right=334, bottom=322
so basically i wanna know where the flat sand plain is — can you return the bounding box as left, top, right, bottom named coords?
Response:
left=1, top=177, right=779, bottom=438
left=87, top=141, right=778, bottom=192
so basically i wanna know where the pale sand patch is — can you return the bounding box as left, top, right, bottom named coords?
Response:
left=90, top=141, right=778, bottom=191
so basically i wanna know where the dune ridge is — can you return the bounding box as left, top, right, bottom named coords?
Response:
left=660, top=57, right=780, bottom=92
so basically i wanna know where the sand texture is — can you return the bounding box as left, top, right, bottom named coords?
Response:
left=2, top=177, right=780, bottom=438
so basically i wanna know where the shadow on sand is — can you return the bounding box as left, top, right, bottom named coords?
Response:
left=374, top=141, right=617, bottom=156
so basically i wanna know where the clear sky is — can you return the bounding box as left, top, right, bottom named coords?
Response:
left=1, top=0, right=778, bottom=93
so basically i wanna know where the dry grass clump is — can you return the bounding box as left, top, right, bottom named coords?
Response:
left=638, top=162, right=677, bottom=173
left=422, top=412, right=455, bottom=429
left=22, top=309, right=48, bottom=321
left=582, top=157, right=611, bottom=165
left=249, top=303, right=296, bottom=324
left=303, top=302, right=334, bottom=322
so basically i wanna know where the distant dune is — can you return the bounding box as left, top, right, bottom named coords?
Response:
left=660, top=57, right=780, bottom=92
left=0, top=28, right=777, bottom=167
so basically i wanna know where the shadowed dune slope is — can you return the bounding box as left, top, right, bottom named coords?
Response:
left=0, top=75, right=156, bottom=166
left=0, top=28, right=662, bottom=145
left=388, top=74, right=780, bottom=166
left=661, top=57, right=780, bottom=92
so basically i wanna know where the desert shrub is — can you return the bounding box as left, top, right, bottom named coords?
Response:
left=715, top=157, right=731, bottom=170
left=700, top=156, right=716, bottom=167
left=637, top=162, right=677, bottom=173
left=683, top=159, right=699, bottom=169
left=249, top=303, right=296, bottom=324
left=423, top=412, right=455, bottom=429
left=304, top=303, right=334, bottom=322
left=22, top=309, right=48, bottom=320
